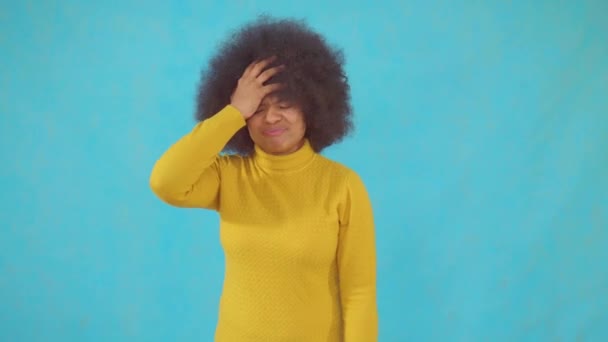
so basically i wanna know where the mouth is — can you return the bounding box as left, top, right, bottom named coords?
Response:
left=262, top=128, right=286, bottom=137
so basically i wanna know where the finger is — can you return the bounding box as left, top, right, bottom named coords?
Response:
left=251, top=56, right=277, bottom=76
left=243, top=59, right=260, bottom=76
left=257, top=65, right=285, bottom=84
left=262, top=82, right=285, bottom=95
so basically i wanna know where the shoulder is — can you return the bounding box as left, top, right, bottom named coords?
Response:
left=313, top=154, right=368, bottom=189
left=215, top=152, right=247, bottom=166
left=207, top=153, right=252, bottom=176
left=317, top=156, right=374, bottom=224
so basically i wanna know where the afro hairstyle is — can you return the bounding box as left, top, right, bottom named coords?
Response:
left=194, top=15, right=353, bottom=155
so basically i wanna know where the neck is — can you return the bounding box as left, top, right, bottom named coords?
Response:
left=253, top=139, right=316, bottom=172
left=267, top=139, right=306, bottom=156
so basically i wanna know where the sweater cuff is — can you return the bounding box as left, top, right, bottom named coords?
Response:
left=221, top=104, right=247, bottom=128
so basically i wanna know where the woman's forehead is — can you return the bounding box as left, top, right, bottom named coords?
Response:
left=261, top=94, right=293, bottom=105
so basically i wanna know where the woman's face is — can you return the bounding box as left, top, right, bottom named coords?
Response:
left=246, top=95, right=307, bottom=155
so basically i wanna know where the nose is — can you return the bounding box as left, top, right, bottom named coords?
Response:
left=263, top=107, right=282, bottom=124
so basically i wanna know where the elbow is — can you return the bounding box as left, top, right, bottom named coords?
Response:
left=149, top=172, right=168, bottom=198
left=149, top=171, right=182, bottom=205
left=149, top=173, right=165, bottom=197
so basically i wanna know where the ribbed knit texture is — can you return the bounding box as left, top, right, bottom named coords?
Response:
left=150, top=105, right=378, bottom=341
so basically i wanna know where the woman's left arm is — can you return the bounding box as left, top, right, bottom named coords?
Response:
left=337, top=171, right=379, bottom=341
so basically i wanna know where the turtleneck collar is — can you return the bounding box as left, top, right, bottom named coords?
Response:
left=253, top=139, right=316, bottom=172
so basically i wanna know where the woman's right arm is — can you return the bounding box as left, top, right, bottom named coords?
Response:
left=149, top=105, right=246, bottom=209
left=149, top=56, right=284, bottom=209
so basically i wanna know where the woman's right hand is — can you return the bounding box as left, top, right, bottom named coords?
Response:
left=230, top=56, right=285, bottom=119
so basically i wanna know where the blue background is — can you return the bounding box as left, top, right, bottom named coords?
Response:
left=2, top=1, right=607, bottom=341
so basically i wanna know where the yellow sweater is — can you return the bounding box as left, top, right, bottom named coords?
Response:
left=149, top=105, right=378, bottom=341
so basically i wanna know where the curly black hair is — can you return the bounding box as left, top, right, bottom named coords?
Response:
left=195, top=15, right=353, bottom=155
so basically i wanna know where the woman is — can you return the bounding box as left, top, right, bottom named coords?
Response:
left=150, top=16, right=378, bottom=341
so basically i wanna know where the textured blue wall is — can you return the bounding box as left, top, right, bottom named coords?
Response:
left=2, top=1, right=607, bottom=341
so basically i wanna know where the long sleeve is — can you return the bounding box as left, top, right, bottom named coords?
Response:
left=149, top=105, right=246, bottom=209
left=337, top=171, right=379, bottom=341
